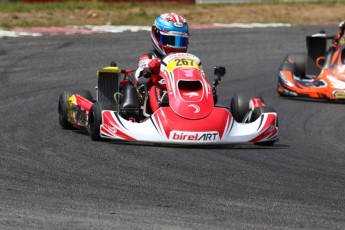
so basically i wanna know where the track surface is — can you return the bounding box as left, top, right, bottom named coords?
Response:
left=1, top=25, right=345, bottom=229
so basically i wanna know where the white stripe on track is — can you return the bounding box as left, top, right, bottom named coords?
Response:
left=0, top=23, right=291, bottom=38
left=82, top=25, right=151, bottom=33
left=0, top=30, right=42, bottom=38
left=213, top=22, right=291, bottom=28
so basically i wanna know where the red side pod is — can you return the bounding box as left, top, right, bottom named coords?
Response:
left=250, top=98, right=265, bottom=109
left=101, top=111, right=136, bottom=140
left=74, top=94, right=93, bottom=112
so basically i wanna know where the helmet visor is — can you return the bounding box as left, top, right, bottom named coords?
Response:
left=159, top=33, right=188, bottom=48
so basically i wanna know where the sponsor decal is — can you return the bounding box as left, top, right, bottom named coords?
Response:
left=333, top=90, right=345, bottom=99
left=174, top=22, right=184, bottom=28
left=184, top=92, right=200, bottom=98
left=158, top=79, right=166, bottom=85
left=262, top=124, right=275, bottom=135
left=104, top=123, right=117, bottom=134
left=187, top=104, right=200, bottom=113
left=182, top=69, right=198, bottom=77
left=169, top=131, right=219, bottom=142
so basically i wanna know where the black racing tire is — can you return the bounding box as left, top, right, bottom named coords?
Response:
left=251, top=106, right=278, bottom=146
left=88, top=102, right=114, bottom=141
left=58, top=90, right=73, bottom=129
left=230, top=92, right=264, bottom=123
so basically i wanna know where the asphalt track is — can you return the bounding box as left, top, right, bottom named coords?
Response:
left=1, top=25, right=345, bottom=229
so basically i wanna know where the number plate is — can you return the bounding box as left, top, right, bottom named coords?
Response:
left=167, top=57, right=200, bottom=71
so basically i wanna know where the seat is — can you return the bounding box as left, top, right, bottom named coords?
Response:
left=305, top=36, right=327, bottom=78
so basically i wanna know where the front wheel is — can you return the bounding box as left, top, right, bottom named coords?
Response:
left=230, top=92, right=264, bottom=123
left=88, top=102, right=114, bottom=141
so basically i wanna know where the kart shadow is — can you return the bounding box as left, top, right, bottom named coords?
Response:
left=107, top=140, right=289, bottom=150
left=280, top=96, right=345, bottom=104
left=72, top=129, right=89, bottom=136
left=69, top=128, right=289, bottom=150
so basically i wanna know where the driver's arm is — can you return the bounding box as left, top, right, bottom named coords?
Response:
left=135, top=55, right=161, bottom=84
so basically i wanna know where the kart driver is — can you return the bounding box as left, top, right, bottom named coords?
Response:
left=135, top=12, right=189, bottom=113
left=321, top=20, right=345, bottom=68
left=328, top=20, right=345, bottom=53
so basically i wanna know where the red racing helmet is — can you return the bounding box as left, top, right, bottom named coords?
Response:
left=151, top=12, right=189, bottom=56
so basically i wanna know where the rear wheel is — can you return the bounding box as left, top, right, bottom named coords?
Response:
left=88, top=102, right=114, bottom=141
left=251, top=106, right=277, bottom=146
left=230, top=92, right=264, bottom=123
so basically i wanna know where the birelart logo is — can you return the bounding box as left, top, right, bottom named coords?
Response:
left=169, top=131, right=219, bottom=142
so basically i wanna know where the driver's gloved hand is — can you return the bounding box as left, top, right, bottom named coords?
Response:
left=331, top=43, right=338, bottom=50
left=148, top=58, right=161, bottom=75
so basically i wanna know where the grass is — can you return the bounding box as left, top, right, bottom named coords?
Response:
left=0, top=1, right=344, bottom=29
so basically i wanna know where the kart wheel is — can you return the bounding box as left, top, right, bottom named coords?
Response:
left=88, top=102, right=114, bottom=141
left=58, top=91, right=73, bottom=129
left=251, top=106, right=277, bottom=146
left=230, top=93, right=264, bottom=123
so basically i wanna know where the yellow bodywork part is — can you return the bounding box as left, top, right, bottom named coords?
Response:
left=97, top=66, right=121, bottom=77
left=166, top=57, right=200, bottom=72
left=67, top=95, right=76, bottom=123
